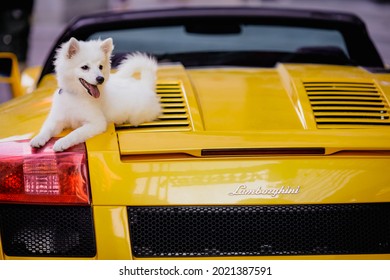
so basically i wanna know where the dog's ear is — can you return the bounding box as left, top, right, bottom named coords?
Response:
left=101, top=38, right=114, bottom=56
left=67, top=38, right=80, bottom=59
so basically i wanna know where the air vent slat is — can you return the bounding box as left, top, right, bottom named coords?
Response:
left=307, top=89, right=378, bottom=93
left=316, top=116, right=390, bottom=121
left=158, top=94, right=183, bottom=98
left=162, top=103, right=186, bottom=108
left=310, top=101, right=385, bottom=106
left=309, top=97, right=383, bottom=102
left=313, top=108, right=387, bottom=113
left=305, top=81, right=390, bottom=128
left=315, top=112, right=389, bottom=119
left=158, top=114, right=188, bottom=120
left=308, top=91, right=381, bottom=98
left=311, top=104, right=386, bottom=108
left=115, top=81, right=191, bottom=131
left=303, top=82, right=374, bottom=86
left=162, top=108, right=187, bottom=114
left=305, top=86, right=377, bottom=90
left=160, top=98, right=185, bottom=103
left=134, top=120, right=190, bottom=127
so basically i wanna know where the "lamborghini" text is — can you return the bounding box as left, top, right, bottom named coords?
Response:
left=229, top=185, right=300, bottom=197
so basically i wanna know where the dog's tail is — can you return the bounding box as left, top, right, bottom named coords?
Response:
left=115, top=52, right=157, bottom=86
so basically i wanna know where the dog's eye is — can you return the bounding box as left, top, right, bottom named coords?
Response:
left=99, top=65, right=103, bottom=70
left=81, top=65, right=89, bottom=71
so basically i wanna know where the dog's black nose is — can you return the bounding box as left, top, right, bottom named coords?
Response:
left=96, top=76, right=105, bottom=84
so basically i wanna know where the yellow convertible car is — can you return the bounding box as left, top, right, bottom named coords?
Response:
left=0, top=7, right=390, bottom=260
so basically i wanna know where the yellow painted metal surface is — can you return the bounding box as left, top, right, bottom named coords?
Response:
left=117, top=130, right=390, bottom=156
left=1, top=63, right=390, bottom=259
left=187, top=67, right=304, bottom=131
left=93, top=206, right=132, bottom=259
left=0, top=52, right=22, bottom=98
left=89, top=136, right=390, bottom=206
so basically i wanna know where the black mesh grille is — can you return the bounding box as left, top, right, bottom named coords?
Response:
left=0, top=205, right=96, bottom=257
left=128, top=204, right=390, bottom=257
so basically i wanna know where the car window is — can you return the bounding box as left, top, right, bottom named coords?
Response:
left=88, top=25, right=349, bottom=57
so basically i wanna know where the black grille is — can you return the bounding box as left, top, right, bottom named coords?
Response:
left=128, top=204, right=390, bottom=257
left=0, top=205, right=96, bottom=257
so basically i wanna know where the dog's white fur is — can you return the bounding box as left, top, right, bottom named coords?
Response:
left=30, top=37, right=161, bottom=152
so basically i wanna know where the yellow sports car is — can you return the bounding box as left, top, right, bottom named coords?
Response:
left=0, top=7, right=390, bottom=260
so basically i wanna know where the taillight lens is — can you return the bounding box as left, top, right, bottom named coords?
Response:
left=0, top=139, right=90, bottom=205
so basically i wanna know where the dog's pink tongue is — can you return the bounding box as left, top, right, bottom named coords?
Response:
left=90, top=85, right=100, bottom=98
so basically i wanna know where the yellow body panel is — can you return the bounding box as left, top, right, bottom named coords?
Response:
left=93, top=206, right=132, bottom=259
left=0, top=52, right=22, bottom=98
left=1, top=63, right=390, bottom=259
left=89, top=144, right=390, bottom=206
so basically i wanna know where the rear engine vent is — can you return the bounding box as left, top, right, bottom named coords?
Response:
left=116, top=81, right=191, bottom=132
left=304, top=81, right=390, bottom=128
left=128, top=204, right=390, bottom=258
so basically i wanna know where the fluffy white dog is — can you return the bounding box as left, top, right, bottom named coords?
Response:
left=30, top=37, right=161, bottom=152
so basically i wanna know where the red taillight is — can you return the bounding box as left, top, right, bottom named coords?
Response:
left=0, top=139, right=90, bottom=205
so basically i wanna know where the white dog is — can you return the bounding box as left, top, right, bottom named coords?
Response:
left=30, top=37, right=161, bottom=152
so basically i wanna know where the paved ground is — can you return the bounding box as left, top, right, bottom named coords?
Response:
left=27, top=0, right=390, bottom=66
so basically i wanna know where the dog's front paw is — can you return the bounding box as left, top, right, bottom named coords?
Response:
left=30, top=135, right=50, bottom=148
left=53, top=138, right=71, bottom=152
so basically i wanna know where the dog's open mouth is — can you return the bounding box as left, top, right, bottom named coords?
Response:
left=79, top=78, right=100, bottom=98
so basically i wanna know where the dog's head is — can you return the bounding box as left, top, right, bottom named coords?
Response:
left=54, top=37, right=114, bottom=98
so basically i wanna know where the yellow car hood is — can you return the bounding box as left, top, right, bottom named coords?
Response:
left=84, top=63, right=390, bottom=207
left=116, top=63, right=390, bottom=156
left=1, top=63, right=390, bottom=207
